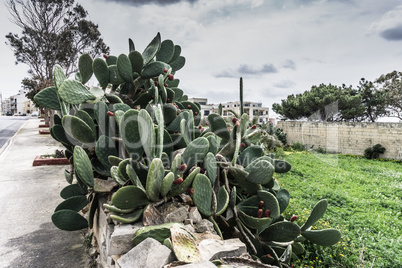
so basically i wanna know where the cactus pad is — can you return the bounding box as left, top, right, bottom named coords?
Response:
left=73, top=146, right=94, bottom=188
left=301, top=199, right=328, bottom=232
left=145, top=158, right=165, bottom=201
left=59, top=80, right=96, bottom=104
left=78, top=54, right=93, bottom=84
left=33, top=86, right=61, bottom=110
left=259, top=221, right=300, bottom=242
left=170, top=224, right=201, bottom=262
left=192, top=174, right=213, bottom=217
left=52, top=209, right=88, bottom=231
left=54, top=195, right=88, bottom=212
left=301, top=229, right=341, bottom=246
left=112, top=186, right=149, bottom=210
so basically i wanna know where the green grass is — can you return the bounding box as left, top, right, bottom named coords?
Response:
left=275, top=152, right=402, bottom=268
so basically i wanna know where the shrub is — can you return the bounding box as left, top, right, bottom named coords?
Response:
left=364, top=144, right=386, bottom=159
left=293, top=142, right=306, bottom=151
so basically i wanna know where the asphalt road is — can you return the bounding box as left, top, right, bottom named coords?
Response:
left=0, top=116, right=30, bottom=150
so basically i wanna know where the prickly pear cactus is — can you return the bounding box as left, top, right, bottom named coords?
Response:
left=38, top=33, right=340, bottom=267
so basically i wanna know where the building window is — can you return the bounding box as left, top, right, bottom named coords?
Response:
left=244, top=103, right=250, bottom=107
left=204, top=110, right=210, bottom=116
left=259, top=118, right=263, bottom=123
left=260, top=111, right=264, bottom=115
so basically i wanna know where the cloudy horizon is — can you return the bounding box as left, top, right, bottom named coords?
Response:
left=1, top=0, right=402, bottom=119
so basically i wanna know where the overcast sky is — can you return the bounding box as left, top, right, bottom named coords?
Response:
left=2, top=0, right=402, bottom=118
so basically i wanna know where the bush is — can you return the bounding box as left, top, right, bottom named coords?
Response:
left=293, top=142, right=306, bottom=152
left=316, top=146, right=326, bottom=154
left=275, top=127, right=287, bottom=145
left=364, top=144, right=386, bottom=159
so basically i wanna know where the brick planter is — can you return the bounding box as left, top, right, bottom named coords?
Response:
left=39, top=129, right=50, bottom=134
left=39, top=124, right=50, bottom=128
left=32, top=155, right=70, bottom=166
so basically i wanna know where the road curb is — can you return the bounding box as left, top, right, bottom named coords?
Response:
left=0, top=118, right=31, bottom=157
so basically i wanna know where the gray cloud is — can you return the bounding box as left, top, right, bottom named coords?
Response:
left=274, top=79, right=296, bottom=88
left=100, top=0, right=198, bottom=6
left=215, top=63, right=277, bottom=78
left=238, top=64, right=277, bottom=75
left=282, top=59, right=296, bottom=70
left=380, top=24, right=402, bottom=41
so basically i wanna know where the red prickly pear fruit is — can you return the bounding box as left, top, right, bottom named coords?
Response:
left=194, top=111, right=198, bottom=115
left=258, top=201, right=264, bottom=209
left=251, top=125, right=257, bottom=129
left=173, top=102, right=177, bottom=107
left=247, top=126, right=249, bottom=129
left=107, top=111, right=114, bottom=116
left=164, top=83, right=168, bottom=87
left=228, top=127, right=231, bottom=132
left=173, top=177, right=183, bottom=185
left=168, top=74, right=174, bottom=81
left=187, top=188, right=195, bottom=194
left=240, top=143, right=246, bottom=148
left=232, top=117, right=238, bottom=124
left=290, top=215, right=298, bottom=222
left=178, top=164, right=187, bottom=171
left=167, top=98, right=170, bottom=102
left=154, top=81, right=159, bottom=86
left=265, top=209, right=271, bottom=218
left=235, top=121, right=240, bottom=127
left=266, top=254, right=271, bottom=258
left=257, top=209, right=263, bottom=218
left=200, top=168, right=205, bottom=174
left=205, top=121, right=209, bottom=125
left=187, top=105, right=191, bottom=108
left=103, top=54, right=109, bottom=59
left=177, top=109, right=181, bottom=114
left=200, top=127, right=204, bottom=132
left=163, top=67, right=168, bottom=73
left=198, top=125, right=202, bottom=129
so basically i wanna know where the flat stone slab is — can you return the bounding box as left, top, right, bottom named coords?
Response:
left=109, top=223, right=143, bottom=256
left=198, top=238, right=247, bottom=261
left=117, top=237, right=174, bottom=268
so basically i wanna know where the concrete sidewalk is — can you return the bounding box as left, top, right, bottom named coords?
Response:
left=0, top=118, right=88, bottom=268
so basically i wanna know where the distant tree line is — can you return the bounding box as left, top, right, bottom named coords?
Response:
left=272, top=71, right=402, bottom=122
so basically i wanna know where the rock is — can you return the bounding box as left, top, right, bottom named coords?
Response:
left=192, top=232, right=221, bottom=245
left=188, top=207, right=202, bottom=224
left=195, top=219, right=214, bottom=233
left=108, top=223, right=143, bottom=255
left=198, top=238, right=247, bottom=261
left=94, top=178, right=118, bottom=193
left=117, top=238, right=175, bottom=268
left=164, top=204, right=189, bottom=223
left=171, top=261, right=217, bottom=268
left=184, top=224, right=195, bottom=233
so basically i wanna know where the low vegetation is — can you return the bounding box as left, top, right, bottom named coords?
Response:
left=276, top=152, right=402, bottom=267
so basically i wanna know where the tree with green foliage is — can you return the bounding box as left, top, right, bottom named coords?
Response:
left=376, top=70, right=402, bottom=120
left=357, top=78, right=388, bottom=122
left=6, top=0, right=109, bottom=100
left=272, top=83, right=363, bottom=121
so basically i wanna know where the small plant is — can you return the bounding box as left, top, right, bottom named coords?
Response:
left=293, top=142, right=306, bottom=152
left=316, top=146, right=326, bottom=154
left=364, top=144, right=386, bottom=159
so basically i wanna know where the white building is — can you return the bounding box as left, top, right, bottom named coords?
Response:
left=1, top=89, right=38, bottom=115
left=188, top=98, right=270, bottom=124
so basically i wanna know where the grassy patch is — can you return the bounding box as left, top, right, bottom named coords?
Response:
left=276, top=152, right=402, bottom=267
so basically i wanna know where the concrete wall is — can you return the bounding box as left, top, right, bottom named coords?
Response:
left=277, top=121, right=402, bottom=159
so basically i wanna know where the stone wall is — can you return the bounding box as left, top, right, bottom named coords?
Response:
left=277, top=121, right=402, bottom=159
